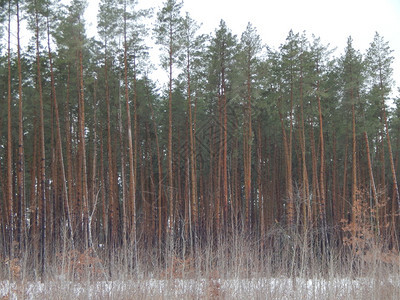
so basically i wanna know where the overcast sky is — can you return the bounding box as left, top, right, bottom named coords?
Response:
left=85, top=0, right=400, bottom=92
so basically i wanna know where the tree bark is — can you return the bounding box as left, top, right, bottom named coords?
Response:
left=17, top=0, right=25, bottom=254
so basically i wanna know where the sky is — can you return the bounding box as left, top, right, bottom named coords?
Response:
left=87, top=0, right=400, bottom=92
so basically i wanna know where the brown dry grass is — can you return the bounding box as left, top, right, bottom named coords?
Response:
left=1, top=193, right=400, bottom=299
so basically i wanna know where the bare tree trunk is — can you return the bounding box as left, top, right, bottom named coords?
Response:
left=316, top=79, right=326, bottom=227
left=90, top=79, right=98, bottom=247
left=34, top=0, right=47, bottom=266
left=309, top=119, right=320, bottom=225
left=278, top=104, right=294, bottom=225
left=186, top=48, right=197, bottom=241
left=168, top=32, right=174, bottom=234
left=145, top=77, right=163, bottom=247
left=118, top=86, right=127, bottom=251
left=222, top=69, right=228, bottom=229
left=6, top=0, right=13, bottom=254
left=30, top=130, right=39, bottom=268
left=16, top=0, right=25, bottom=256
left=332, top=132, right=338, bottom=226
left=123, top=5, right=137, bottom=244
left=104, top=43, right=116, bottom=246
left=351, top=101, right=357, bottom=232
left=244, top=57, right=252, bottom=229
left=364, top=132, right=379, bottom=235
left=299, top=67, right=310, bottom=225
left=257, top=121, right=265, bottom=236
left=64, top=65, right=74, bottom=241
left=382, top=104, right=399, bottom=242
left=99, top=131, right=108, bottom=246
left=46, top=13, right=72, bottom=247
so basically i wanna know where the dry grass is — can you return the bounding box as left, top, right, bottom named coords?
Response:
left=0, top=228, right=399, bottom=299
left=1, top=273, right=400, bottom=299
left=1, top=191, right=400, bottom=299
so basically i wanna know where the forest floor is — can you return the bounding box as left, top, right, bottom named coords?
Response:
left=1, top=275, right=400, bottom=299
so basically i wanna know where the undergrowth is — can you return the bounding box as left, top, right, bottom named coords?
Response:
left=1, top=192, right=400, bottom=299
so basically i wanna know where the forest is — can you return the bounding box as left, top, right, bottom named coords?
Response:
left=1, top=0, right=400, bottom=285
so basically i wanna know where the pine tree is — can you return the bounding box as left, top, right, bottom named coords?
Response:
left=365, top=32, right=398, bottom=239
left=180, top=12, right=206, bottom=241
left=339, top=37, right=365, bottom=230
left=207, top=20, right=237, bottom=230
left=120, top=0, right=150, bottom=247
left=309, top=36, right=332, bottom=228
left=237, top=22, right=262, bottom=228
left=6, top=0, right=14, bottom=254
left=98, top=0, right=120, bottom=246
left=154, top=0, right=184, bottom=234
left=16, top=0, right=25, bottom=256
left=276, top=30, right=300, bottom=225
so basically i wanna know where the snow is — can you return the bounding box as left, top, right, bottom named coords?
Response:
left=1, top=276, right=399, bottom=299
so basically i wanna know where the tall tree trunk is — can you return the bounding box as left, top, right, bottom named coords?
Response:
left=256, top=121, right=265, bottom=236
left=168, top=30, right=174, bottom=234
left=382, top=103, right=399, bottom=241
left=118, top=89, right=127, bottom=250
left=30, top=130, right=39, bottom=268
left=316, top=78, right=326, bottom=226
left=34, top=0, right=47, bottom=264
left=244, top=57, right=252, bottom=229
left=90, top=79, right=98, bottom=247
left=46, top=13, right=72, bottom=247
left=309, top=119, right=319, bottom=225
left=379, top=133, right=388, bottom=232
left=64, top=65, right=74, bottom=240
left=221, top=65, right=228, bottom=229
left=145, top=78, right=163, bottom=246
left=332, top=132, right=338, bottom=226
left=186, top=48, right=198, bottom=236
left=299, top=67, right=310, bottom=225
left=351, top=100, right=358, bottom=230
left=278, top=103, right=294, bottom=225
left=16, top=0, right=25, bottom=255
left=364, top=132, right=379, bottom=235
left=78, top=46, right=89, bottom=248
left=350, top=101, right=360, bottom=241
left=342, top=142, right=349, bottom=222
left=104, top=44, right=116, bottom=246
left=99, top=131, right=108, bottom=246
left=6, top=0, right=13, bottom=251
left=123, top=4, right=137, bottom=244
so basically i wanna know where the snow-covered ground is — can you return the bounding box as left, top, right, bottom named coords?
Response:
left=1, top=276, right=399, bottom=299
